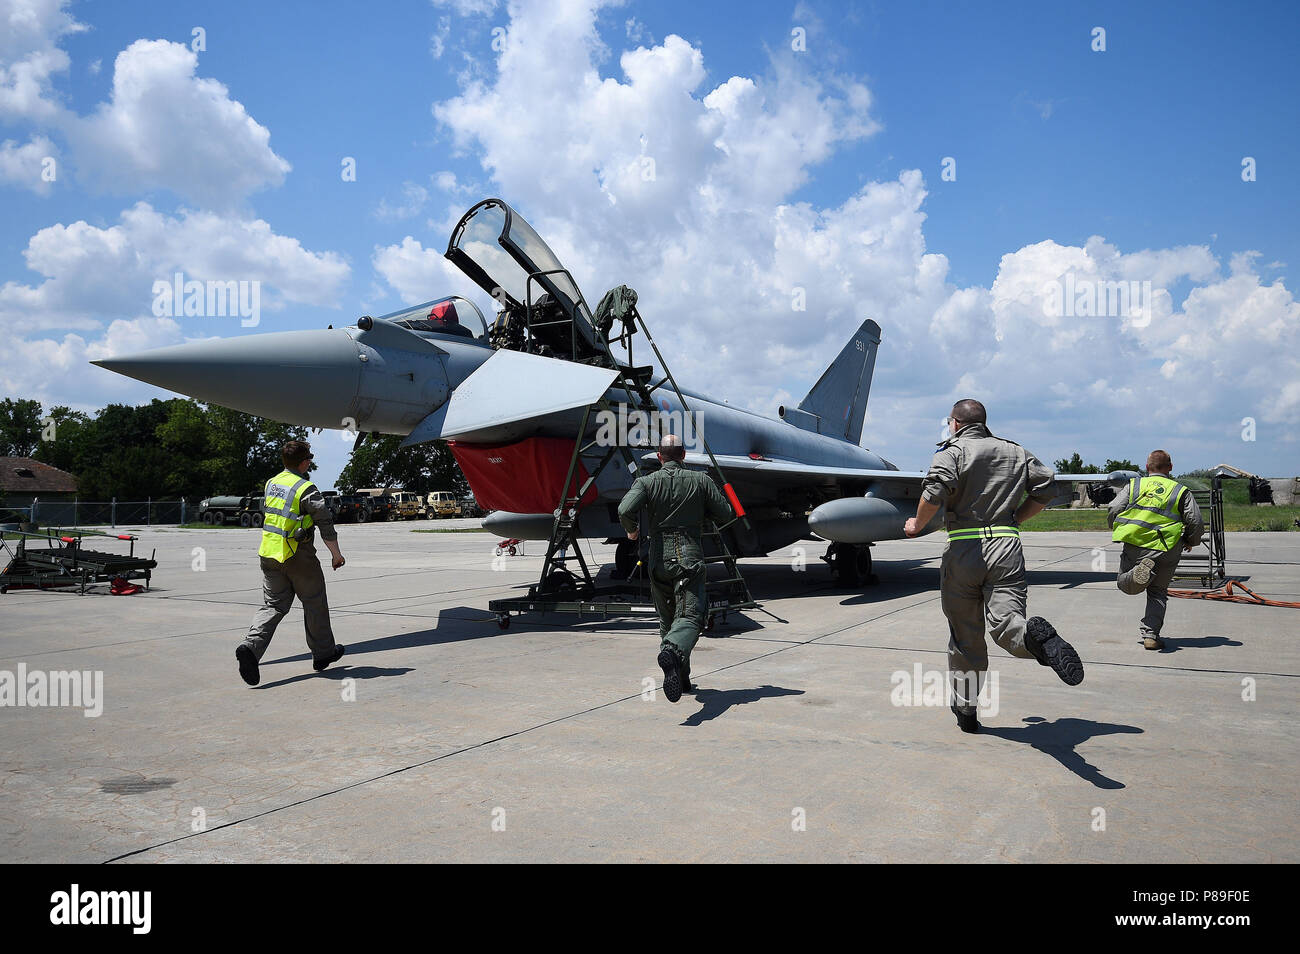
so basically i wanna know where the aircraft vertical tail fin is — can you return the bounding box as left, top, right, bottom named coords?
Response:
left=794, top=319, right=881, bottom=446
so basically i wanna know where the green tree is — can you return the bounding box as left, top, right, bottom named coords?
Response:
left=1103, top=459, right=1141, bottom=474
left=9, top=394, right=310, bottom=501
left=1052, top=452, right=1101, bottom=475
left=201, top=404, right=308, bottom=496
left=0, top=398, right=44, bottom=456
left=31, top=406, right=92, bottom=476
left=73, top=401, right=176, bottom=499
left=338, top=435, right=467, bottom=495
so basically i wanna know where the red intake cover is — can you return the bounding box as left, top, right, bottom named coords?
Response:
left=449, top=437, right=598, bottom=514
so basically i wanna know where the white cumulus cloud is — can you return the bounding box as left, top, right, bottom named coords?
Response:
left=397, top=0, right=1297, bottom=471
left=0, top=133, right=55, bottom=192
left=1, top=202, right=350, bottom=332
left=66, top=39, right=291, bottom=207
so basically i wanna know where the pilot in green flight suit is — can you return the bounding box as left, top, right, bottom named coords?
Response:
left=905, top=399, right=1085, bottom=733
left=618, top=434, right=733, bottom=703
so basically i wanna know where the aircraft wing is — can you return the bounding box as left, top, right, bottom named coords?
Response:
left=645, top=453, right=1135, bottom=495
left=645, top=452, right=925, bottom=491
left=403, top=349, right=619, bottom=445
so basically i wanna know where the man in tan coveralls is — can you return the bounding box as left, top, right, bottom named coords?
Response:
left=236, top=440, right=347, bottom=686
left=905, top=400, right=1084, bottom=733
left=618, top=434, right=733, bottom=703
left=1107, top=449, right=1204, bottom=650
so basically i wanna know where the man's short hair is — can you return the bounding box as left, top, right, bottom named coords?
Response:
left=658, top=433, right=686, bottom=462
left=282, top=440, right=314, bottom=470
left=1147, top=449, right=1172, bottom=473
left=951, top=399, right=987, bottom=425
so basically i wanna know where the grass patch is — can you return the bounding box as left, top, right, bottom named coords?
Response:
left=410, top=527, right=491, bottom=533
left=1022, top=509, right=1111, bottom=531
left=1024, top=503, right=1300, bottom=532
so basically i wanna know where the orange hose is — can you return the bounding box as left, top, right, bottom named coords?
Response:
left=1169, top=579, right=1300, bottom=609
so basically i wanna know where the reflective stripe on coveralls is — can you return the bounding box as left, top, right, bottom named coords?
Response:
left=947, top=525, right=1020, bottom=541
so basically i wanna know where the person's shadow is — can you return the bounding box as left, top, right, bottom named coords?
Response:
left=1151, top=635, right=1243, bottom=653
left=982, top=716, right=1143, bottom=789
left=255, top=664, right=414, bottom=689
left=681, top=685, right=804, bottom=727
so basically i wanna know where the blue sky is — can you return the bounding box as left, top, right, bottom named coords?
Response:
left=2, top=0, right=1297, bottom=486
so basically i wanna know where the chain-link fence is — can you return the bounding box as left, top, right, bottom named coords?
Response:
left=0, top=497, right=190, bottom=527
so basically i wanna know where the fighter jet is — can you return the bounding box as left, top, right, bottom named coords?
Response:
left=93, top=198, right=1129, bottom=584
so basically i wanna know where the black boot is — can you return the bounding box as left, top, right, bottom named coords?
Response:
left=657, top=648, right=683, bottom=703
left=236, top=644, right=260, bottom=686
left=1025, top=617, right=1084, bottom=686
left=681, top=658, right=696, bottom=693
left=313, top=644, right=345, bottom=672
left=952, top=707, right=980, bottom=733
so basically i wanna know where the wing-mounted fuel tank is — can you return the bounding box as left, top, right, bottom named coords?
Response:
left=808, top=489, right=942, bottom=543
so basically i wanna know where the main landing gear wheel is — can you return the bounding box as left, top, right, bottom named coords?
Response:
left=828, top=542, right=873, bottom=587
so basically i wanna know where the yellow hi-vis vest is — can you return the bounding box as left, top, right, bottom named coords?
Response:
left=1112, top=474, right=1187, bottom=552
left=258, top=470, right=315, bottom=562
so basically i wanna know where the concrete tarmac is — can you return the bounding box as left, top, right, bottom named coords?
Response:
left=1, top=524, right=1296, bottom=863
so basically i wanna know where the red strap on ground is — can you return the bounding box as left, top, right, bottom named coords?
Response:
left=1169, top=579, right=1300, bottom=609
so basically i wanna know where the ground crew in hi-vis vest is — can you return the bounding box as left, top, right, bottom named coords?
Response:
left=236, top=440, right=346, bottom=686
left=618, top=434, right=733, bottom=703
left=905, top=399, right=1085, bottom=734
left=1108, top=449, right=1203, bottom=650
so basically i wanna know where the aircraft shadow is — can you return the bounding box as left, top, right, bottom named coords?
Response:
left=981, top=715, right=1143, bottom=789
left=680, top=684, right=805, bottom=727
left=255, top=664, right=415, bottom=689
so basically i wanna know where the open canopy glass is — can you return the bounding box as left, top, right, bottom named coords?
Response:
left=445, top=198, right=597, bottom=343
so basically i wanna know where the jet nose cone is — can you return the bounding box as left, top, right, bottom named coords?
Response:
left=92, top=329, right=363, bottom=429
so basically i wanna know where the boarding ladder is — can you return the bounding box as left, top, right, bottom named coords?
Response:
left=1172, top=476, right=1227, bottom=587
left=487, top=274, right=761, bottom=628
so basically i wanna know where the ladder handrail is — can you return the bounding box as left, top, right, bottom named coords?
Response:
left=526, top=286, right=762, bottom=618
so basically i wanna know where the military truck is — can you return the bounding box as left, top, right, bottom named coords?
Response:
left=328, top=494, right=371, bottom=523
left=199, top=495, right=263, bottom=527
left=427, top=491, right=462, bottom=518
left=390, top=491, right=426, bottom=519
left=368, top=494, right=399, bottom=522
